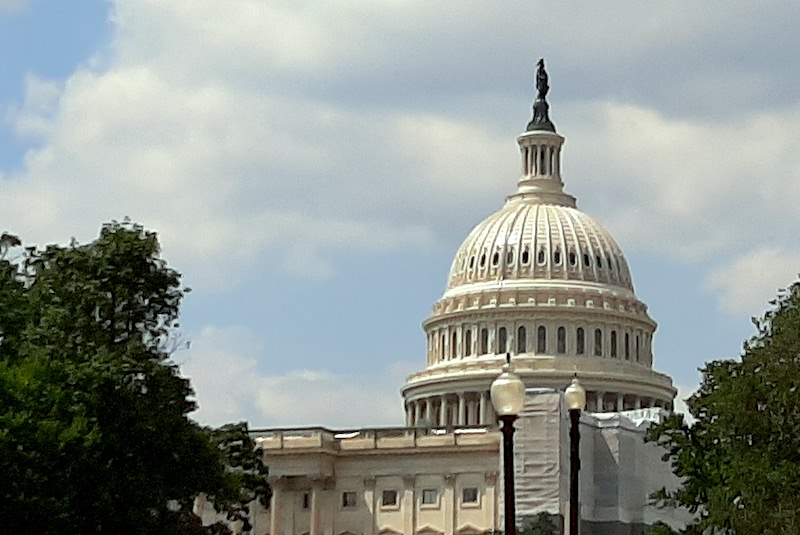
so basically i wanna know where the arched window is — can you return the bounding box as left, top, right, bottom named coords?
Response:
left=465, top=330, right=473, bottom=357
left=557, top=326, right=566, bottom=354
left=497, top=327, right=507, bottom=354
left=517, top=326, right=527, bottom=354
left=594, top=329, right=603, bottom=357
left=480, top=328, right=489, bottom=355
left=625, top=333, right=630, bottom=360
left=576, top=328, right=585, bottom=355
left=537, top=326, right=547, bottom=354
left=451, top=331, right=458, bottom=359
left=610, top=331, right=617, bottom=358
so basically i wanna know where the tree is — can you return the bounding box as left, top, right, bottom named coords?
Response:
left=0, top=221, right=269, bottom=534
left=646, top=279, right=800, bottom=534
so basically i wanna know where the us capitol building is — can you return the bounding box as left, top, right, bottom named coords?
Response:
left=199, top=62, right=688, bottom=535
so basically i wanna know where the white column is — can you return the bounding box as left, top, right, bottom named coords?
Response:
left=269, top=479, right=283, bottom=535
left=405, top=404, right=412, bottom=427
left=310, top=480, right=322, bottom=535
left=458, top=393, right=467, bottom=426
left=634, top=396, right=642, bottom=409
left=414, top=401, right=422, bottom=424
left=403, top=475, right=416, bottom=535
left=617, top=392, right=624, bottom=412
left=597, top=391, right=606, bottom=412
left=479, top=391, right=488, bottom=425
left=425, top=398, right=433, bottom=422
left=439, top=396, right=448, bottom=428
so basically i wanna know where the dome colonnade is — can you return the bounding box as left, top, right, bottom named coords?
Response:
left=401, top=61, right=676, bottom=426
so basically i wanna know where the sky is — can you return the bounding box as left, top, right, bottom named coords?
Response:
left=1, top=0, right=799, bottom=428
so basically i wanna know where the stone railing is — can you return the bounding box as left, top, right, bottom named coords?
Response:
left=251, top=426, right=499, bottom=452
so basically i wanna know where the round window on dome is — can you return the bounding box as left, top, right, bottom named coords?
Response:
left=583, top=253, right=591, bottom=267
left=537, top=248, right=546, bottom=265
left=492, top=252, right=499, bottom=267
left=521, top=247, right=530, bottom=265
left=480, top=253, right=486, bottom=268
left=569, top=251, right=577, bottom=266
left=506, top=249, right=515, bottom=265
left=554, top=249, right=562, bottom=265
left=469, top=256, right=475, bottom=269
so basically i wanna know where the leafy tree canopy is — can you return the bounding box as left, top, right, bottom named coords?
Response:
left=647, top=279, right=800, bottom=534
left=0, top=220, right=269, bottom=534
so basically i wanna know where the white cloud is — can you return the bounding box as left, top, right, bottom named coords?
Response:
left=3, top=0, right=800, bottom=290
left=705, top=247, right=800, bottom=316
left=0, top=0, right=25, bottom=13
left=179, top=325, right=408, bottom=428
left=562, top=102, right=800, bottom=264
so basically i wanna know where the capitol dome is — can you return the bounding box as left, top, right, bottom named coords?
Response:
left=401, top=63, right=675, bottom=427
left=446, top=200, right=634, bottom=296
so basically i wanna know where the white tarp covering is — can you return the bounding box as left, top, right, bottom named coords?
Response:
left=503, top=389, right=692, bottom=534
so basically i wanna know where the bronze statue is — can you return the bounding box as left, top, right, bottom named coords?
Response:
left=527, top=58, right=556, bottom=133
left=536, top=58, right=549, bottom=101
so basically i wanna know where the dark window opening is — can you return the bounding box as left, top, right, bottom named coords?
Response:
left=537, top=248, right=546, bottom=264
left=492, top=252, right=499, bottom=266
left=611, top=331, right=617, bottom=357
left=583, top=254, right=591, bottom=266
left=554, top=249, right=562, bottom=265
left=382, top=490, right=398, bottom=507
left=422, top=489, right=437, bottom=505
left=342, top=492, right=357, bottom=508
left=569, top=251, right=577, bottom=266
left=537, top=326, right=547, bottom=354
left=465, top=330, right=473, bottom=357
left=497, top=327, right=507, bottom=354
left=480, top=328, right=489, bottom=354
left=576, top=328, right=585, bottom=355
left=594, top=329, right=603, bottom=357
left=522, top=247, right=530, bottom=265
left=557, top=326, right=566, bottom=354
left=480, top=254, right=486, bottom=268
left=462, top=487, right=479, bottom=504
left=517, top=326, right=527, bottom=353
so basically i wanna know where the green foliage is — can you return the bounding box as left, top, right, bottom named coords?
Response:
left=0, top=221, right=269, bottom=534
left=517, top=513, right=560, bottom=535
left=643, top=521, right=679, bottom=535
left=646, top=279, right=800, bottom=534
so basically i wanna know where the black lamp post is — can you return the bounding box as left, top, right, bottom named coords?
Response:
left=490, top=354, right=525, bottom=535
left=565, top=377, right=586, bottom=535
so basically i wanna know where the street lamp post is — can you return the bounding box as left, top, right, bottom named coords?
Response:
left=565, top=377, right=586, bottom=535
left=490, top=354, right=525, bottom=535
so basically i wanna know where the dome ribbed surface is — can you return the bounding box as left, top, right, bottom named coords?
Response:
left=447, top=197, right=634, bottom=293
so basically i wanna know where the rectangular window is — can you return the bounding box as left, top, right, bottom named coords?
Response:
left=342, top=492, right=357, bottom=508
left=462, top=487, right=479, bottom=504
left=382, top=490, right=398, bottom=507
left=421, top=489, right=438, bottom=505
